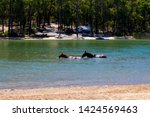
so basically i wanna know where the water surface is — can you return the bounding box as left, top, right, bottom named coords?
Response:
left=0, top=40, right=150, bottom=89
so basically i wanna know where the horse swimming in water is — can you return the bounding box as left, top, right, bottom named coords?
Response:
left=59, top=51, right=107, bottom=59
left=82, top=51, right=107, bottom=58
left=59, top=53, right=81, bottom=59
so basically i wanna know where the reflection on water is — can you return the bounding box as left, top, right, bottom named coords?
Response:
left=0, top=40, right=150, bottom=89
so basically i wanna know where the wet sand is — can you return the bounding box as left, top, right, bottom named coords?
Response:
left=0, top=84, right=150, bottom=100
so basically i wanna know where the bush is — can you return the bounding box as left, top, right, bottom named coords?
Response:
left=134, top=33, right=150, bottom=39
left=0, top=32, right=5, bottom=37
left=4, top=29, right=24, bottom=37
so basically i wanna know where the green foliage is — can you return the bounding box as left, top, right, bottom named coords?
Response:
left=0, top=32, right=5, bottom=37
left=0, top=0, right=149, bottom=36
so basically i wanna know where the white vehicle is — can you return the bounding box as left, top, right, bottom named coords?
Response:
left=77, top=26, right=91, bottom=33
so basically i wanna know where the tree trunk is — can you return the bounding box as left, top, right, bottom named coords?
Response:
left=48, top=12, right=51, bottom=26
left=94, top=0, right=99, bottom=34
left=22, top=18, right=26, bottom=35
left=76, top=0, right=79, bottom=39
left=28, top=5, right=32, bottom=35
left=90, top=0, right=94, bottom=36
left=8, top=0, right=13, bottom=36
left=2, top=16, right=4, bottom=33
left=58, top=0, right=62, bottom=38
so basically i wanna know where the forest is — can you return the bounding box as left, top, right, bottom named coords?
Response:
left=0, top=0, right=150, bottom=37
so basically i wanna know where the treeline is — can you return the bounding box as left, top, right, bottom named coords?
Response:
left=0, top=0, right=150, bottom=37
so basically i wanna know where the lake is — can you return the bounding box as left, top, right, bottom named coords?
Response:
left=0, top=40, right=150, bottom=89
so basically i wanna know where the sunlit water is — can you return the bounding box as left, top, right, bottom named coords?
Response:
left=0, top=40, right=150, bottom=89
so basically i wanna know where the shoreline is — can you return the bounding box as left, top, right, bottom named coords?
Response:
left=0, top=35, right=136, bottom=41
left=0, top=84, right=150, bottom=100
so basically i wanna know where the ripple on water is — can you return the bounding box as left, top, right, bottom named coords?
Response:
left=0, top=40, right=150, bottom=89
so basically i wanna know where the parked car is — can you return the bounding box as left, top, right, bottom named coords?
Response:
left=77, top=26, right=91, bottom=33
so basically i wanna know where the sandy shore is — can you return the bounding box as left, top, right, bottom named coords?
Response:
left=0, top=84, right=150, bottom=100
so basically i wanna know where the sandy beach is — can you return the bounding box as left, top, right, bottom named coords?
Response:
left=0, top=84, right=150, bottom=100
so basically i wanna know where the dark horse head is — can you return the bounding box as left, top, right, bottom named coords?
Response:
left=82, top=51, right=94, bottom=58
left=59, top=53, right=69, bottom=59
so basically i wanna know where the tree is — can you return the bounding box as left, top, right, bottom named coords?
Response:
left=0, top=0, right=149, bottom=37
left=0, top=0, right=9, bottom=33
left=8, top=0, right=13, bottom=36
left=75, top=0, right=79, bottom=38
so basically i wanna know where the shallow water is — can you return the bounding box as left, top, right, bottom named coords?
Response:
left=0, top=40, right=150, bottom=89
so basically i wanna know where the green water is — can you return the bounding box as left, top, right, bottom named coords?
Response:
left=0, top=40, right=150, bottom=89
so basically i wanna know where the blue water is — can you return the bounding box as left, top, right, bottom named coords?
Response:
left=0, top=40, right=150, bottom=89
